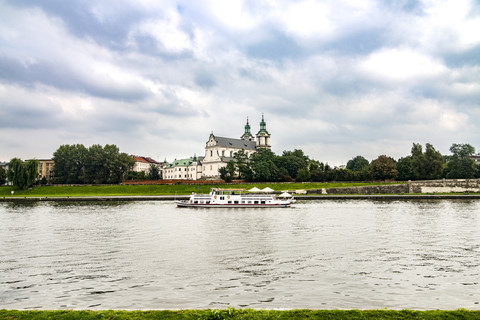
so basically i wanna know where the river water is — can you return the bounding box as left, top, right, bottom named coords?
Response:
left=0, top=199, right=479, bottom=310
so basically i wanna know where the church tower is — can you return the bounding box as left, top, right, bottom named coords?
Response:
left=256, top=114, right=271, bottom=149
left=241, top=117, right=254, bottom=141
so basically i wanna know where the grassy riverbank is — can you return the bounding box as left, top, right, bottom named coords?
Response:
left=0, top=182, right=402, bottom=197
left=1, top=309, right=479, bottom=320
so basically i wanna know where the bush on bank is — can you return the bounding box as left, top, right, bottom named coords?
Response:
left=1, top=309, right=480, bottom=320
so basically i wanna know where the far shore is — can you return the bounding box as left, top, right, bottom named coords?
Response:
left=2, top=194, right=480, bottom=202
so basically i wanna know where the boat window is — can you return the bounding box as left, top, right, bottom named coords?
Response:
left=194, top=201, right=198, bottom=204
left=254, top=201, right=259, bottom=204
left=206, top=201, right=210, bottom=204
left=261, top=201, right=266, bottom=204
left=234, top=201, right=239, bottom=204
left=220, top=196, right=225, bottom=200
left=228, top=201, right=232, bottom=204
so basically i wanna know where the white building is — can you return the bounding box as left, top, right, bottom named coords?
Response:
left=163, top=115, right=272, bottom=180
left=201, top=115, right=271, bottom=179
left=163, top=156, right=203, bottom=180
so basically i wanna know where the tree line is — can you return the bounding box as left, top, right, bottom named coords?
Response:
left=220, top=143, right=479, bottom=182
left=52, top=144, right=135, bottom=184
left=1, top=142, right=478, bottom=190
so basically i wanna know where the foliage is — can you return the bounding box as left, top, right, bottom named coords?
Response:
left=346, top=155, right=369, bottom=171
left=446, top=143, right=476, bottom=179
left=1, top=308, right=479, bottom=320
left=218, top=166, right=230, bottom=182
left=147, top=164, right=161, bottom=180
left=233, top=149, right=250, bottom=179
left=397, top=156, right=414, bottom=181
left=0, top=166, right=6, bottom=185
left=410, top=143, right=444, bottom=180
left=53, top=144, right=134, bottom=184
left=6, top=158, right=39, bottom=190
left=369, top=155, right=398, bottom=181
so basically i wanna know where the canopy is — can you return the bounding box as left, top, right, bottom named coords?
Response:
left=248, top=187, right=261, bottom=192
left=279, top=192, right=292, bottom=198
left=262, top=187, right=274, bottom=193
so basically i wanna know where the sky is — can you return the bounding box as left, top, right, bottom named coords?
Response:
left=1, top=0, right=479, bottom=166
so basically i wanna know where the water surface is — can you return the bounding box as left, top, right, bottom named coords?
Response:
left=0, top=200, right=479, bottom=310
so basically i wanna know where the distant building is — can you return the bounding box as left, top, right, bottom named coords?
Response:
left=161, top=115, right=272, bottom=180
left=163, top=155, right=203, bottom=180
left=470, top=154, right=480, bottom=165
left=37, top=159, right=55, bottom=183
left=132, top=156, right=163, bottom=174
left=201, top=115, right=271, bottom=179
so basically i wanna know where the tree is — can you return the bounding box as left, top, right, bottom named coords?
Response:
left=446, top=143, right=476, bottom=178
left=397, top=156, right=415, bottom=181
left=276, top=149, right=309, bottom=180
left=296, top=168, right=311, bottom=182
left=233, top=149, right=250, bottom=179
left=346, top=156, right=369, bottom=172
left=369, top=155, right=397, bottom=181
left=410, top=143, right=443, bottom=180
left=0, top=166, right=6, bottom=185
left=147, top=164, right=161, bottom=180
left=7, top=158, right=39, bottom=190
left=249, top=149, right=280, bottom=182
left=53, top=144, right=134, bottom=184
left=218, top=166, right=232, bottom=182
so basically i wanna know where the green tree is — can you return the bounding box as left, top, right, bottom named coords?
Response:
left=233, top=149, right=250, bottom=179
left=0, top=166, right=6, bottom=185
left=218, top=166, right=231, bottom=182
left=410, top=143, right=444, bottom=180
left=369, top=155, right=398, bottom=181
left=276, top=149, right=309, bottom=180
left=53, top=144, right=134, bottom=184
left=147, top=164, right=161, bottom=180
left=249, top=149, right=280, bottom=182
left=397, top=156, right=415, bottom=181
left=296, top=167, right=311, bottom=182
left=446, top=143, right=476, bottom=178
left=346, top=156, right=369, bottom=172
left=7, top=158, right=39, bottom=190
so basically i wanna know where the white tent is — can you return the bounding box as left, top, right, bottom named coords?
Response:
left=279, top=192, right=292, bottom=198
left=262, top=187, right=274, bottom=193
left=248, top=187, right=261, bottom=192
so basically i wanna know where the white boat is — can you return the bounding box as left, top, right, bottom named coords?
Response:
left=175, top=188, right=295, bottom=208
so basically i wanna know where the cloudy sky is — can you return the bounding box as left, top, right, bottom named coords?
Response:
left=1, top=0, right=479, bottom=165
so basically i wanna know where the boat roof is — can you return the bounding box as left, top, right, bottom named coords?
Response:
left=211, top=188, right=246, bottom=191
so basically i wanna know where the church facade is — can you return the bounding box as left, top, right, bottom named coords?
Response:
left=163, top=115, right=271, bottom=180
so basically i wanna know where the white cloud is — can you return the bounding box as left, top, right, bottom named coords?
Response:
left=359, top=48, right=448, bottom=82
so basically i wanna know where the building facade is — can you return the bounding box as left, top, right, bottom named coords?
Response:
left=162, top=115, right=272, bottom=180
left=163, top=156, right=203, bottom=180
left=37, top=159, right=55, bottom=183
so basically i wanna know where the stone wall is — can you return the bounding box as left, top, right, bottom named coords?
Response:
left=304, top=179, right=480, bottom=194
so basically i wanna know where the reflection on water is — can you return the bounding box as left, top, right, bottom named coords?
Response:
left=0, top=200, right=479, bottom=310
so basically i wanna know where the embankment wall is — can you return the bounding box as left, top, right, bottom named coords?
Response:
left=305, top=179, right=480, bottom=195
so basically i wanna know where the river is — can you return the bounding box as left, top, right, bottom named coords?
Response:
left=0, top=199, right=479, bottom=310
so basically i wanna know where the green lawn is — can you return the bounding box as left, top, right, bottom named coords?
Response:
left=0, top=182, right=403, bottom=197
left=1, top=309, right=478, bottom=320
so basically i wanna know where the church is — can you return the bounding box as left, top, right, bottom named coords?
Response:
left=162, top=115, right=271, bottom=180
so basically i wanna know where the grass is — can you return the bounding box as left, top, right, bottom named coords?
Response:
left=0, top=182, right=404, bottom=197
left=1, top=309, right=479, bottom=320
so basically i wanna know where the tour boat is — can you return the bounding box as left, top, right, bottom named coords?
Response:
left=175, top=188, right=295, bottom=208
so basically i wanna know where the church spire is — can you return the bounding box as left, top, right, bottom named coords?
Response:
left=256, top=113, right=271, bottom=149
left=241, top=117, right=254, bottom=141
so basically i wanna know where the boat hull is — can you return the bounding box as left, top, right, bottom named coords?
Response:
left=175, top=200, right=291, bottom=208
